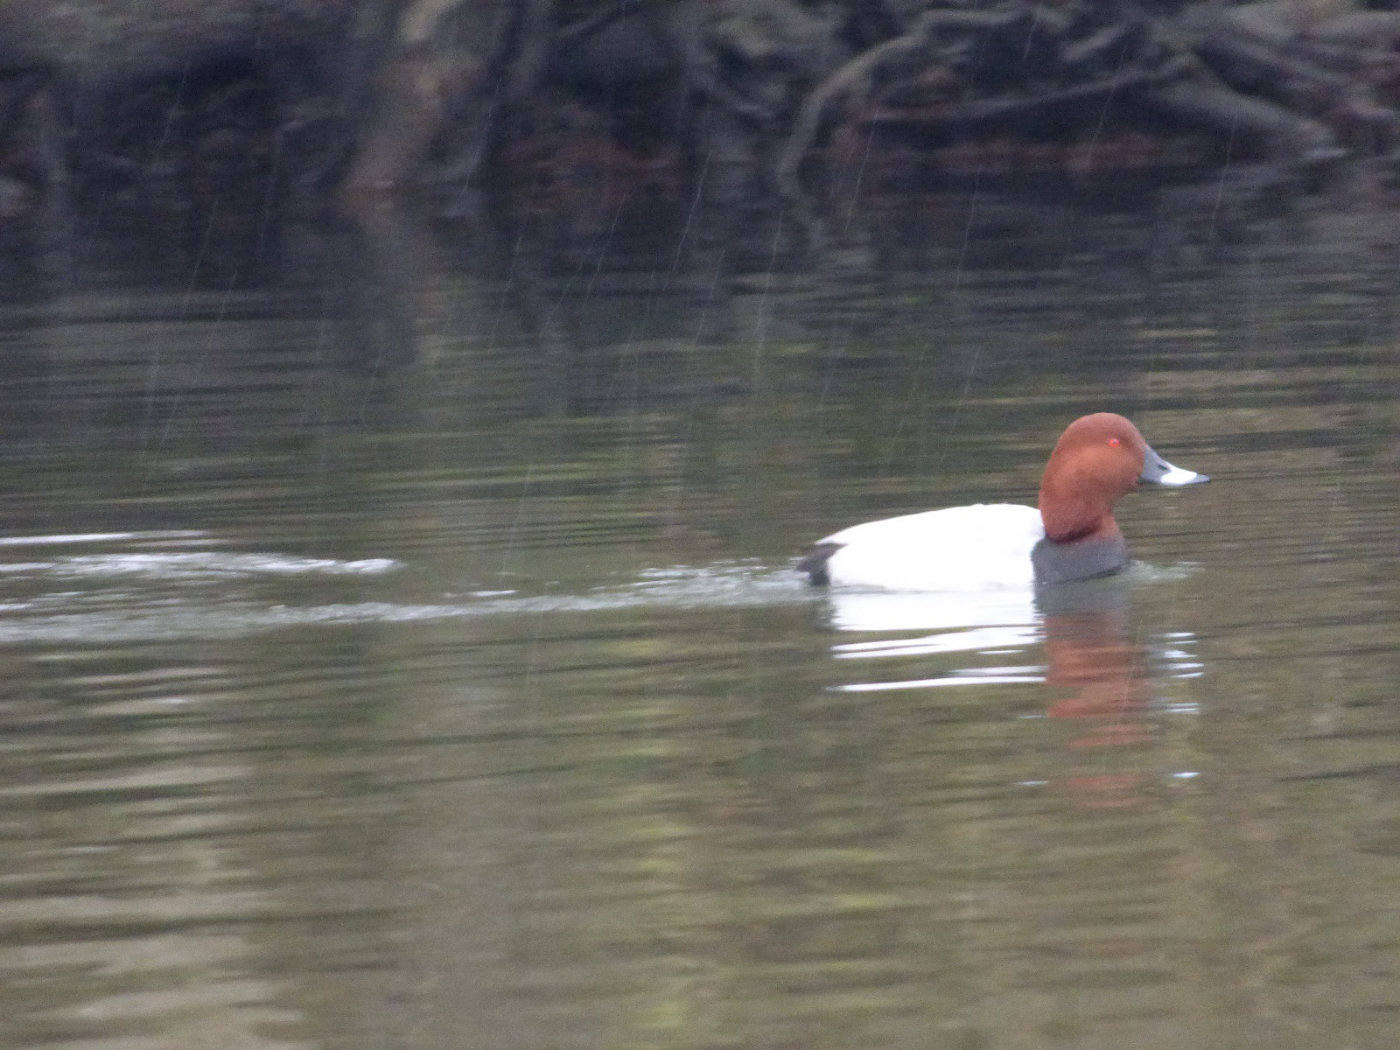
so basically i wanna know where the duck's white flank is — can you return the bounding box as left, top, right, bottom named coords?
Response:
left=814, top=503, right=1044, bottom=591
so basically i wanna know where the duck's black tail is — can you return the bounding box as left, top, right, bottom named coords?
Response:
left=796, top=542, right=842, bottom=586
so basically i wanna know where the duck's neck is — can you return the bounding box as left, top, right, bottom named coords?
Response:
left=1038, top=484, right=1122, bottom=544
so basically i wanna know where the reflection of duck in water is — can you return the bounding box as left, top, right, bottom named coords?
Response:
left=799, top=413, right=1207, bottom=591
left=1041, top=594, right=1153, bottom=751
left=1039, top=588, right=1186, bottom=808
left=831, top=579, right=1195, bottom=808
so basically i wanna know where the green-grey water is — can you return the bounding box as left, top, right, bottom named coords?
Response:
left=0, top=193, right=1397, bottom=1049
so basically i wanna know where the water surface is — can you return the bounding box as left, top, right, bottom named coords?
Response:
left=0, top=193, right=1397, bottom=1049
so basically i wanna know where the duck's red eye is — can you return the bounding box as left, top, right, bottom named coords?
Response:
left=1107, top=437, right=1121, bottom=447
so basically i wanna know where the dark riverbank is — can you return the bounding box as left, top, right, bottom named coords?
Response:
left=4, top=1, right=1400, bottom=273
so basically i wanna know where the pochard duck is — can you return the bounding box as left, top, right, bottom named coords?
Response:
left=798, top=413, right=1208, bottom=590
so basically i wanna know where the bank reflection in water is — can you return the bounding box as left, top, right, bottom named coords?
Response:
left=824, top=575, right=1203, bottom=806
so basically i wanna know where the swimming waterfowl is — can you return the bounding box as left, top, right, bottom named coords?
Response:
left=798, top=413, right=1208, bottom=590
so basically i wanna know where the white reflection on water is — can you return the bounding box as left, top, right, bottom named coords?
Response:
left=834, top=624, right=1042, bottom=658
left=837, top=669, right=1046, bottom=692
left=824, top=588, right=1037, bottom=635
left=820, top=568, right=1204, bottom=713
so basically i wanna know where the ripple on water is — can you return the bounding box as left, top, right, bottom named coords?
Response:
left=0, top=542, right=813, bottom=645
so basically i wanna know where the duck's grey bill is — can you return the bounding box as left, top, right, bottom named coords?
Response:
left=1140, top=445, right=1209, bottom=486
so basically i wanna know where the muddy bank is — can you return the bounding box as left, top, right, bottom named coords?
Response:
left=4, top=0, right=1400, bottom=272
